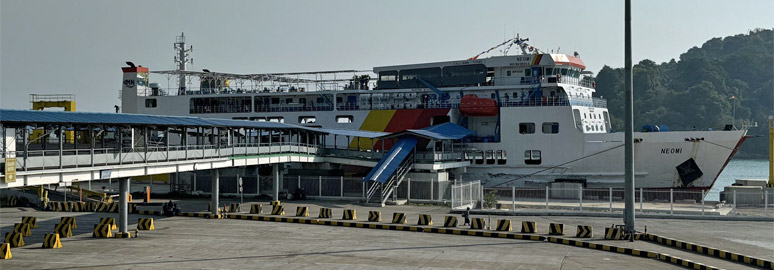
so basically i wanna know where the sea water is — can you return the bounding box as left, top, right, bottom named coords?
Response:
left=707, top=159, right=769, bottom=201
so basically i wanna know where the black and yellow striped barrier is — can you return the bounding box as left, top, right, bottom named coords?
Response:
left=417, top=214, right=433, bottom=226
left=546, top=236, right=720, bottom=270
left=228, top=214, right=318, bottom=224
left=443, top=216, right=458, bottom=227
left=138, top=218, right=155, bottom=230
left=645, top=233, right=773, bottom=269
left=392, top=213, right=407, bottom=224
left=576, top=225, right=592, bottom=238
left=13, top=223, right=31, bottom=237
left=296, top=206, right=310, bottom=217
left=114, top=232, right=132, bottom=238
left=54, top=223, right=72, bottom=238
left=60, top=217, right=77, bottom=229
left=4, top=233, right=24, bottom=248
left=604, top=227, right=623, bottom=240
left=228, top=203, right=241, bottom=213
left=95, top=202, right=108, bottom=212
left=368, top=211, right=381, bottom=222
left=342, top=209, right=357, bottom=220
left=521, top=221, right=536, bottom=233
left=99, top=217, right=117, bottom=231
left=318, top=207, right=332, bottom=218
left=21, top=216, right=38, bottom=229
left=92, top=224, right=113, bottom=238
left=271, top=205, right=286, bottom=215
left=424, top=227, right=546, bottom=241
left=549, top=223, right=564, bottom=235
left=71, top=202, right=85, bottom=212
left=316, top=220, right=424, bottom=232
left=270, top=200, right=281, bottom=206
left=42, top=233, right=63, bottom=249
left=495, top=219, right=512, bottom=232
left=0, top=243, right=10, bottom=260
left=470, top=217, right=485, bottom=230
left=107, top=202, right=119, bottom=213
left=176, top=212, right=222, bottom=219
left=250, top=204, right=262, bottom=214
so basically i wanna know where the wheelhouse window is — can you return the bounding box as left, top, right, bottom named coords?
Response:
left=519, top=123, right=535, bottom=134
left=399, top=67, right=442, bottom=88
left=145, top=99, right=157, bottom=108
left=542, top=122, right=559, bottom=134
left=524, top=150, right=541, bottom=165
left=377, top=70, right=399, bottom=89
left=441, top=64, right=487, bottom=87
left=336, top=115, right=354, bottom=124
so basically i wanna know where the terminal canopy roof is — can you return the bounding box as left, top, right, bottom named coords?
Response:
left=378, top=122, right=474, bottom=141
left=0, top=109, right=379, bottom=137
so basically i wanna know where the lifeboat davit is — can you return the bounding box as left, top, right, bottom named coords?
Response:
left=459, top=94, right=498, bottom=116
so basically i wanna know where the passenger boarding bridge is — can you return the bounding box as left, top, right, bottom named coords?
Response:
left=0, top=109, right=470, bottom=237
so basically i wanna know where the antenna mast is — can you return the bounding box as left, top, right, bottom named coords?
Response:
left=174, top=32, right=193, bottom=95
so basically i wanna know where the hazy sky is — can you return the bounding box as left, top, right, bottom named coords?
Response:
left=1, top=0, right=772, bottom=112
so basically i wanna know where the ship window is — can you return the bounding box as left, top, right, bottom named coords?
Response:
left=506, top=70, right=512, bottom=76
left=298, top=116, right=316, bottom=124
left=145, top=99, right=157, bottom=108
left=249, top=117, right=266, bottom=121
left=271, top=98, right=280, bottom=104
left=545, top=68, right=553, bottom=76
left=441, top=64, right=486, bottom=87
left=561, top=68, right=569, bottom=75
left=336, top=115, right=354, bottom=124
left=189, top=96, right=252, bottom=114
left=524, top=150, right=541, bottom=165
left=232, top=117, right=248, bottom=120
left=542, top=122, right=559, bottom=134
left=519, top=123, right=535, bottom=134
left=573, top=109, right=582, bottom=129
left=267, top=117, right=284, bottom=123
left=524, top=69, right=531, bottom=77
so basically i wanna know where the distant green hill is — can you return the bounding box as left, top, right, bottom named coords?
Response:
left=594, top=28, right=773, bottom=158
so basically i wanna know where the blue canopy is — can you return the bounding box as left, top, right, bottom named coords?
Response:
left=378, top=122, right=475, bottom=141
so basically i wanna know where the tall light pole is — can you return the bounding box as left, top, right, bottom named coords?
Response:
left=623, top=0, right=636, bottom=237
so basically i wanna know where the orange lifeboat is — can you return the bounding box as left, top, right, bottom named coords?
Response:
left=459, top=94, right=498, bottom=116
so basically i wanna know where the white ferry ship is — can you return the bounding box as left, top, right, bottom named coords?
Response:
left=120, top=34, right=747, bottom=190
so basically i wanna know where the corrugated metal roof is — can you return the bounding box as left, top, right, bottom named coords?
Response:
left=316, top=128, right=389, bottom=139
left=0, top=109, right=318, bottom=132
left=378, top=122, right=474, bottom=140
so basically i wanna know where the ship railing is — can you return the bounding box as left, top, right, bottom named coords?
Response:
left=254, top=105, right=333, bottom=113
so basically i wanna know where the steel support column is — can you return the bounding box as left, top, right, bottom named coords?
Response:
left=211, top=169, right=220, bottom=215
left=273, top=163, right=280, bottom=201
left=623, top=0, right=636, bottom=236
left=119, top=177, right=129, bottom=235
